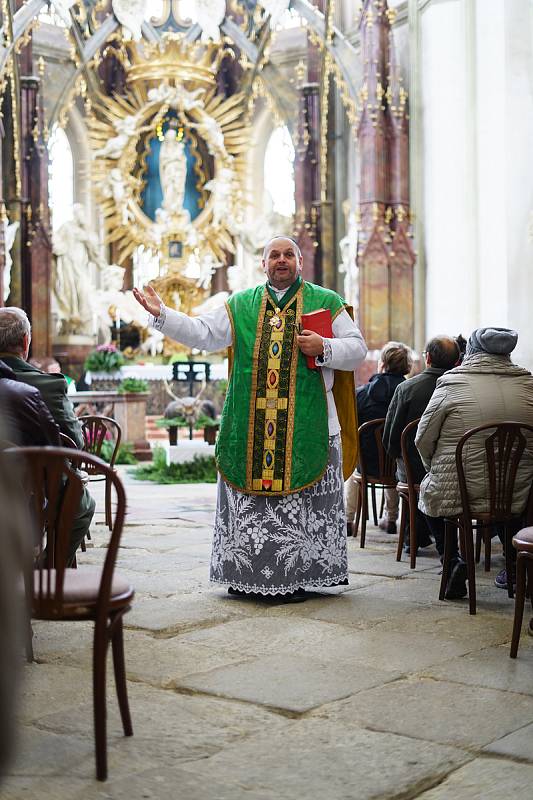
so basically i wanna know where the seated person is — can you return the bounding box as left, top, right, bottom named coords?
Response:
left=416, top=327, right=533, bottom=598
left=0, top=359, right=61, bottom=447
left=0, top=307, right=95, bottom=564
left=345, top=341, right=413, bottom=535
left=383, top=335, right=460, bottom=551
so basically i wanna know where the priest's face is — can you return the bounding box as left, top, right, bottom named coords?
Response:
left=262, top=237, right=303, bottom=290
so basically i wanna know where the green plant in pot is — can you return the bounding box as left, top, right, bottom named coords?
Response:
left=117, top=377, right=149, bottom=394
left=84, top=344, right=125, bottom=373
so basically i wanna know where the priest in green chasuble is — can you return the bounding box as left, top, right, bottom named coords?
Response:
left=133, top=237, right=367, bottom=601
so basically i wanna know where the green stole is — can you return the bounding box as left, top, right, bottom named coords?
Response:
left=216, top=279, right=348, bottom=496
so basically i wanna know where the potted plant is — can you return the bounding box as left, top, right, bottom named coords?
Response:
left=84, top=343, right=125, bottom=374
left=117, top=377, right=149, bottom=394
left=195, top=413, right=220, bottom=445
left=155, top=416, right=189, bottom=446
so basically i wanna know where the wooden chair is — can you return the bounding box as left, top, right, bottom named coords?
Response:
left=441, top=422, right=533, bottom=615
left=79, top=415, right=122, bottom=531
left=396, top=417, right=422, bottom=569
left=59, top=431, right=78, bottom=449
left=354, top=419, right=397, bottom=548
left=510, top=526, right=533, bottom=657
left=7, top=446, right=134, bottom=781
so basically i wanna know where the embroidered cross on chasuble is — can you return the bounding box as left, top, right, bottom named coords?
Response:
left=216, top=279, right=359, bottom=497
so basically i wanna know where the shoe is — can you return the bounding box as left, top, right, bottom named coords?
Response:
left=346, top=521, right=354, bottom=537
left=264, top=588, right=308, bottom=604
left=444, top=559, right=468, bottom=600
left=378, top=519, right=397, bottom=535
left=494, top=568, right=516, bottom=590
left=528, top=619, right=533, bottom=638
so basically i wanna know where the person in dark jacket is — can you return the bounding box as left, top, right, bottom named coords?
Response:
left=0, top=307, right=95, bottom=564
left=382, top=335, right=460, bottom=551
left=345, top=341, right=413, bottom=535
left=0, top=359, right=61, bottom=447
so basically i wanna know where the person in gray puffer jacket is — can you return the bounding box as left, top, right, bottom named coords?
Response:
left=415, top=327, right=533, bottom=597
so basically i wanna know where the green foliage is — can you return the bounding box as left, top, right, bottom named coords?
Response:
left=155, top=416, right=189, bottom=428
left=99, top=440, right=138, bottom=465
left=84, top=344, right=125, bottom=373
left=217, top=378, right=228, bottom=395
left=130, top=446, right=217, bottom=484
left=117, top=377, right=149, bottom=394
left=194, top=413, right=219, bottom=430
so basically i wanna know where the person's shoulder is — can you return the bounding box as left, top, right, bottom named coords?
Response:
left=228, top=285, right=264, bottom=305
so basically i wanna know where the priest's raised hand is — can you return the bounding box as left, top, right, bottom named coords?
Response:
left=133, top=284, right=163, bottom=318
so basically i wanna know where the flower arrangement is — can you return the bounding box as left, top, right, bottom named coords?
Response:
left=84, top=344, right=125, bottom=373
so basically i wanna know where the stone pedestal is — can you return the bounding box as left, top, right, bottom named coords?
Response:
left=70, top=390, right=151, bottom=460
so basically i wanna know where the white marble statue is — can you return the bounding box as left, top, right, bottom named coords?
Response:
left=147, top=84, right=204, bottom=112
left=204, top=166, right=234, bottom=227
left=112, top=0, right=147, bottom=42
left=52, top=204, right=107, bottom=337
left=195, top=0, right=226, bottom=43
left=189, top=116, right=224, bottom=155
left=94, top=112, right=141, bottom=160
left=139, top=329, right=164, bottom=357
left=159, top=129, right=188, bottom=214
left=100, top=168, right=132, bottom=224
left=51, top=0, right=75, bottom=27
left=338, top=203, right=359, bottom=313
left=2, top=216, right=19, bottom=303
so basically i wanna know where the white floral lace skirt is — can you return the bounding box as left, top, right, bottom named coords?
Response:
left=210, top=435, right=348, bottom=595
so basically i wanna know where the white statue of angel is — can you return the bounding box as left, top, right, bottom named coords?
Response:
left=190, top=116, right=224, bottom=155
left=195, top=0, right=226, bottom=43
left=262, top=0, right=290, bottom=28
left=112, top=0, right=147, bottom=42
left=100, top=168, right=132, bottom=225
left=50, top=0, right=75, bottom=27
left=2, top=216, right=19, bottom=303
left=140, top=329, right=164, bottom=357
left=94, top=113, right=140, bottom=160
left=205, top=166, right=234, bottom=227
left=147, top=84, right=204, bottom=112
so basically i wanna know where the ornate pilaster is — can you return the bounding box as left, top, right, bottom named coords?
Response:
left=19, top=60, right=52, bottom=355
left=294, top=72, right=321, bottom=283
left=357, top=0, right=416, bottom=348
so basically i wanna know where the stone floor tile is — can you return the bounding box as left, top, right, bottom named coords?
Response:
left=177, top=719, right=469, bottom=800
left=176, top=615, right=353, bottom=657
left=414, top=756, right=533, bottom=799
left=178, top=652, right=400, bottom=712
left=424, top=641, right=533, bottom=696
left=125, top=591, right=247, bottom=633
left=347, top=548, right=433, bottom=577
left=484, top=721, right=533, bottom=762
left=317, top=677, right=533, bottom=747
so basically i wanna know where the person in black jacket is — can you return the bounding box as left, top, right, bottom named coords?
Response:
left=382, top=335, right=460, bottom=550
left=0, top=359, right=61, bottom=447
left=346, top=341, right=413, bottom=536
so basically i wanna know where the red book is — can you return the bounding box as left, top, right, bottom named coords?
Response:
left=300, top=308, right=333, bottom=369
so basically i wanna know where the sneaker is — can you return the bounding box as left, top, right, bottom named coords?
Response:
left=444, top=559, right=468, bottom=600
left=494, top=568, right=516, bottom=590
left=378, top=519, right=397, bottom=535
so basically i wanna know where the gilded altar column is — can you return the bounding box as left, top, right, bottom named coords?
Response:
left=356, top=0, right=415, bottom=349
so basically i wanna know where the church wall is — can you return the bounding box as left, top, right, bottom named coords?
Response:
left=418, top=0, right=533, bottom=368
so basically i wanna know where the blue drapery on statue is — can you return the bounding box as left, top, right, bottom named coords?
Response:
left=140, top=117, right=202, bottom=222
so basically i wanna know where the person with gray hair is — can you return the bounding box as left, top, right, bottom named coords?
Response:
left=0, top=306, right=95, bottom=564
left=416, top=326, right=533, bottom=597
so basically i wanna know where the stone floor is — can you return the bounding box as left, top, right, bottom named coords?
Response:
left=2, top=468, right=533, bottom=799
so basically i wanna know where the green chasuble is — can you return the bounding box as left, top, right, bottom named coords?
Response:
left=216, top=279, right=356, bottom=496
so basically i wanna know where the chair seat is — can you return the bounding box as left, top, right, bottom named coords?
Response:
left=33, top=567, right=134, bottom=608
left=397, top=481, right=409, bottom=494
left=512, top=527, right=533, bottom=553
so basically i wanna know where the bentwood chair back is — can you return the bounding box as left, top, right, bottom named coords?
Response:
left=396, top=417, right=422, bottom=569
left=510, top=525, right=533, bottom=657
left=79, top=415, right=122, bottom=530
left=6, top=446, right=134, bottom=781
left=441, top=422, right=533, bottom=615
left=354, top=419, right=397, bottom=548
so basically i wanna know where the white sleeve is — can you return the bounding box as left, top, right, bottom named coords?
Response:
left=149, top=303, right=232, bottom=352
left=316, top=309, right=368, bottom=371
